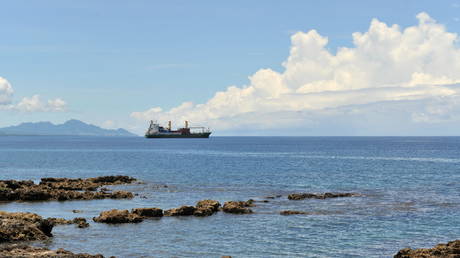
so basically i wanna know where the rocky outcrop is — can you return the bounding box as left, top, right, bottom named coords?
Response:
left=287, top=192, right=359, bottom=200
left=394, top=240, right=460, bottom=258
left=131, top=208, right=163, bottom=217
left=48, top=217, right=89, bottom=228
left=0, top=176, right=136, bottom=202
left=164, top=206, right=196, bottom=216
left=222, top=201, right=254, bottom=214
left=0, top=211, right=54, bottom=242
left=0, top=244, right=105, bottom=258
left=194, top=200, right=221, bottom=217
left=280, top=210, right=307, bottom=215
left=93, top=209, right=143, bottom=224
left=40, top=175, right=136, bottom=191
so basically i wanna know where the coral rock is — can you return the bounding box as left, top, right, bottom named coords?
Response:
left=131, top=208, right=163, bottom=217
left=93, top=209, right=143, bottom=224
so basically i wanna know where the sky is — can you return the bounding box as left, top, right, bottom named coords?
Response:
left=1, top=0, right=460, bottom=135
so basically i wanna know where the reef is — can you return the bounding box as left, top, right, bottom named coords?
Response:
left=287, top=192, right=359, bottom=200
left=222, top=200, right=254, bottom=214
left=0, top=211, right=53, bottom=242
left=0, top=175, right=136, bottom=202
left=0, top=244, right=105, bottom=258
left=280, top=210, right=308, bottom=215
left=48, top=217, right=90, bottom=228
left=394, top=240, right=460, bottom=258
left=93, top=209, right=143, bottom=224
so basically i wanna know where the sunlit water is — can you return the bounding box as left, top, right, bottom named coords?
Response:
left=0, top=136, right=459, bottom=257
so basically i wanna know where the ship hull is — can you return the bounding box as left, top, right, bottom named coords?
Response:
left=145, top=132, right=211, bottom=138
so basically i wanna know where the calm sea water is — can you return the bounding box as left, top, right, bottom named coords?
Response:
left=0, top=136, right=459, bottom=257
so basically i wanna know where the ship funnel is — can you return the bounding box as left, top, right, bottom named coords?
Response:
left=185, top=121, right=189, bottom=128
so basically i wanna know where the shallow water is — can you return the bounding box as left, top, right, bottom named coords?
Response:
left=0, top=136, right=459, bottom=257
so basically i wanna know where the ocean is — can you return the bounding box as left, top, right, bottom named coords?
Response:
left=0, top=136, right=459, bottom=257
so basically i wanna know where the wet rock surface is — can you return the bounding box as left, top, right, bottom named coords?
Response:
left=164, top=206, right=196, bottom=216
left=0, top=211, right=53, bottom=242
left=394, top=240, right=460, bottom=258
left=131, top=208, right=163, bottom=217
left=48, top=217, right=89, bottom=228
left=222, top=201, right=254, bottom=214
left=93, top=209, right=143, bottom=224
left=0, top=176, right=136, bottom=202
left=287, top=192, right=359, bottom=200
left=194, top=200, right=221, bottom=217
left=280, top=210, right=308, bottom=215
left=40, top=175, right=136, bottom=191
left=0, top=244, right=105, bottom=258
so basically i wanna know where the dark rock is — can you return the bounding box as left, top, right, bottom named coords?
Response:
left=280, top=210, right=307, bottom=215
left=196, top=200, right=221, bottom=212
left=0, top=211, right=54, bottom=242
left=287, top=192, right=359, bottom=200
left=222, top=201, right=253, bottom=214
left=131, top=208, right=163, bottom=217
left=46, top=217, right=89, bottom=229
left=394, top=240, right=460, bottom=258
left=164, top=206, right=196, bottom=216
left=93, top=209, right=143, bottom=224
left=0, top=177, right=135, bottom=203
left=40, top=175, right=136, bottom=191
left=0, top=244, right=104, bottom=257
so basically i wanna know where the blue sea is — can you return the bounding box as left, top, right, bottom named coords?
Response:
left=0, top=136, right=459, bottom=257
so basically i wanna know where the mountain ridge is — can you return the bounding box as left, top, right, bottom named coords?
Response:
left=0, top=119, right=137, bottom=136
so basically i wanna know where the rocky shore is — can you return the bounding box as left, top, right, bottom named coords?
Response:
left=0, top=175, right=136, bottom=202
left=0, top=244, right=106, bottom=258
left=394, top=240, right=460, bottom=258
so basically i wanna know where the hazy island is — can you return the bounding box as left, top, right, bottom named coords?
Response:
left=0, top=119, right=136, bottom=137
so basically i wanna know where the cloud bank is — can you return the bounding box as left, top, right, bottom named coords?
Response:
left=0, top=77, right=67, bottom=112
left=131, top=13, right=460, bottom=134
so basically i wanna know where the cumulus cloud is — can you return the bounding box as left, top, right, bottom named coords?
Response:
left=131, top=13, right=460, bottom=133
left=14, top=95, right=67, bottom=112
left=0, top=77, right=14, bottom=105
left=0, top=77, right=67, bottom=112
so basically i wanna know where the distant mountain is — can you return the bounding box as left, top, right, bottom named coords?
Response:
left=0, top=119, right=137, bottom=136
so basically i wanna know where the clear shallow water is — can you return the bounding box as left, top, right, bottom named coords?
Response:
left=0, top=136, right=459, bottom=257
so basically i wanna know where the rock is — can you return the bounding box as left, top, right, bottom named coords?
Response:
left=0, top=211, right=54, bottom=242
left=194, top=200, right=221, bottom=217
left=196, top=200, right=221, bottom=211
left=131, top=208, right=163, bottom=217
left=287, top=192, right=359, bottom=200
left=93, top=209, right=143, bottom=224
left=222, top=201, right=253, bottom=214
left=394, top=240, right=460, bottom=258
left=40, top=175, right=136, bottom=191
left=164, top=206, right=196, bottom=216
left=0, top=244, right=104, bottom=257
left=47, top=217, right=89, bottom=228
left=0, top=177, right=135, bottom=202
left=280, top=210, right=307, bottom=215
left=77, top=220, right=90, bottom=228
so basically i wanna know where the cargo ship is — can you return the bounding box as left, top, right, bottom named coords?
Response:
left=145, top=120, right=211, bottom=138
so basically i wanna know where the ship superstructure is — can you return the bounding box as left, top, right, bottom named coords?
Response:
left=145, top=121, right=211, bottom=138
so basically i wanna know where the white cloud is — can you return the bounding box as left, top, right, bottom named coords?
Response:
left=131, top=13, right=460, bottom=134
left=0, top=77, right=14, bottom=105
left=15, top=95, right=67, bottom=112
left=0, top=77, right=67, bottom=112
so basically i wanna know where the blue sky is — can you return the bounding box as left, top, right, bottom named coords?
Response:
left=1, top=1, right=460, bottom=135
